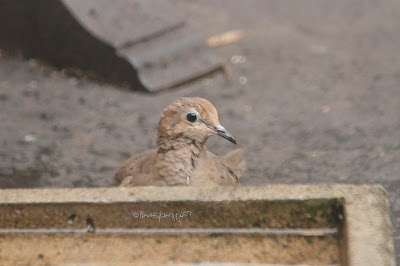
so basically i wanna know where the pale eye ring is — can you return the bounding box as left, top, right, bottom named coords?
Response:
left=186, top=111, right=199, bottom=123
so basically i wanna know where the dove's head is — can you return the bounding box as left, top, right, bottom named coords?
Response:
left=157, top=97, right=236, bottom=146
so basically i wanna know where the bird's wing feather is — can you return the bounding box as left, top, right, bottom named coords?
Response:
left=221, top=148, right=246, bottom=179
left=113, top=149, right=157, bottom=186
left=205, top=148, right=245, bottom=185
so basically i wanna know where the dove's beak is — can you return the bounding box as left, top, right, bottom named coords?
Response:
left=212, top=125, right=237, bottom=144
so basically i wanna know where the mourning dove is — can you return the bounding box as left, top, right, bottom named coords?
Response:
left=113, top=97, right=245, bottom=187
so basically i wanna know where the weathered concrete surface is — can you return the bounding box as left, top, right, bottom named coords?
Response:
left=0, top=185, right=394, bottom=265
left=62, top=0, right=184, bottom=49
left=0, top=200, right=339, bottom=229
left=1, top=234, right=339, bottom=265
left=120, top=33, right=222, bottom=92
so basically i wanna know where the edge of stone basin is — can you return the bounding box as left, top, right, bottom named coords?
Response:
left=0, top=184, right=395, bottom=265
left=0, top=184, right=388, bottom=203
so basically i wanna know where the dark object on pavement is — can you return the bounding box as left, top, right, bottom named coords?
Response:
left=0, top=0, right=223, bottom=92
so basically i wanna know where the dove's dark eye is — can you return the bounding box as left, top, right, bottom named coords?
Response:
left=186, top=112, right=199, bottom=123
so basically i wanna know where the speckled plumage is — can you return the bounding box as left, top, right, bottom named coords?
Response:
left=113, top=97, right=245, bottom=187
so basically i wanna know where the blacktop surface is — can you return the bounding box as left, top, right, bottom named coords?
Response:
left=0, top=0, right=399, bottom=262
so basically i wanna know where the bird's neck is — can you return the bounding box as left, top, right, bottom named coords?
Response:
left=155, top=135, right=207, bottom=185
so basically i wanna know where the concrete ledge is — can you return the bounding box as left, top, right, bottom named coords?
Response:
left=0, top=185, right=394, bottom=265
